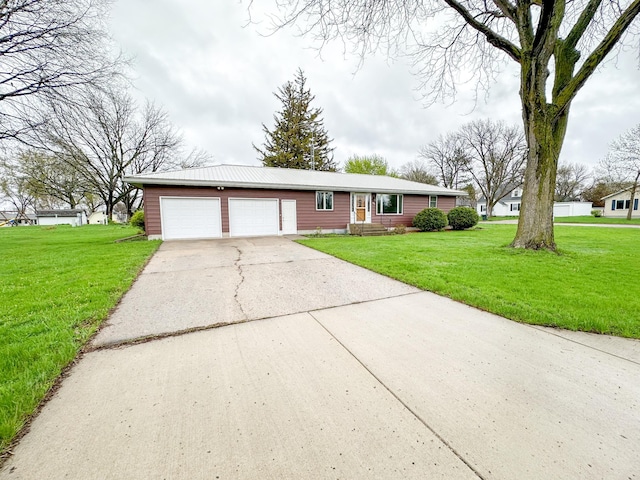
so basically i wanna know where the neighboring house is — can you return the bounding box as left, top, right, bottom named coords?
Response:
left=36, top=209, right=88, bottom=227
left=88, top=212, right=108, bottom=225
left=476, top=187, right=592, bottom=217
left=601, top=186, right=639, bottom=218
left=0, top=211, right=36, bottom=226
left=124, top=164, right=466, bottom=240
left=476, top=187, right=524, bottom=216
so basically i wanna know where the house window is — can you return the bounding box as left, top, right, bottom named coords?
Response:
left=635, top=199, right=639, bottom=211
left=510, top=203, right=521, bottom=212
left=316, top=191, right=333, bottom=211
left=429, top=196, right=437, bottom=208
left=480, top=205, right=486, bottom=212
left=614, top=199, right=630, bottom=210
left=512, top=188, right=522, bottom=198
left=376, top=194, right=403, bottom=215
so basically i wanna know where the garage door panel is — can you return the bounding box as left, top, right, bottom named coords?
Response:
left=161, top=197, right=222, bottom=240
left=229, top=198, right=279, bottom=237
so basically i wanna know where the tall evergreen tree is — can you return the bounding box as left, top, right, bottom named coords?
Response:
left=254, top=69, right=336, bottom=171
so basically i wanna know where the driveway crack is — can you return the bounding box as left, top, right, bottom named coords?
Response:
left=233, top=246, right=248, bottom=319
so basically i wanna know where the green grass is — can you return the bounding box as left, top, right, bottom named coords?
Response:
left=0, top=225, right=160, bottom=452
left=299, top=224, right=640, bottom=339
left=554, top=215, right=640, bottom=224
left=485, top=215, right=640, bottom=225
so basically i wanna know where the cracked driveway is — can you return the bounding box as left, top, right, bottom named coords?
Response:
left=2, top=237, right=640, bottom=479
left=92, top=237, right=418, bottom=347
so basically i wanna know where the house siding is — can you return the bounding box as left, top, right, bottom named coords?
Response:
left=371, top=194, right=456, bottom=228
left=143, top=186, right=351, bottom=235
left=143, top=186, right=458, bottom=236
left=604, top=190, right=639, bottom=218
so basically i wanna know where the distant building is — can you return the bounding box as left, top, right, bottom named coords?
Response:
left=36, top=209, right=87, bottom=226
left=601, top=186, right=639, bottom=218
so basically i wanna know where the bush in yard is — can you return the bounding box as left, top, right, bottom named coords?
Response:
left=591, top=209, right=602, bottom=218
left=413, top=208, right=447, bottom=232
left=447, top=206, right=480, bottom=230
left=130, top=210, right=145, bottom=230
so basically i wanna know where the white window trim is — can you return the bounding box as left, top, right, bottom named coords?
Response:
left=429, top=195, right=438, bottom=208
left=376, top=193, right=403, bottom=215
left=316, top=191, right=334, bottom=211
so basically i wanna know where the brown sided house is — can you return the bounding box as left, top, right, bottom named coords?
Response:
left=125, top=165, right=466, bottom=240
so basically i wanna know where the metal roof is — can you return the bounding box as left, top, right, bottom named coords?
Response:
left=124, top=164, right=466, bottom=196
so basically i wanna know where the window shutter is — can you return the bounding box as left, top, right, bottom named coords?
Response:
left=611, top=200, right=616, bottom=210
left=635, top=198, right=639, bottom=211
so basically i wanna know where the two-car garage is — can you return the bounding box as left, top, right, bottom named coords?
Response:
left=160, top=197, right=281, bottom=240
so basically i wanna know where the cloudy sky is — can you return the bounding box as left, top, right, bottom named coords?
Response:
left=109, top=1, right=640, bottom=173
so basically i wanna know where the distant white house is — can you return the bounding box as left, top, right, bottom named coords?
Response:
left=601, top=186, right=639, bottom=218
left=36, top=209, right=87, bottom=226
left=477, top=187, right=593, bottom=217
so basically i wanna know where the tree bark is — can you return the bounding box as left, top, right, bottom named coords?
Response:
left=627, top=174, right=639, bottom=220
left=511, top=57, right=571, bottom=250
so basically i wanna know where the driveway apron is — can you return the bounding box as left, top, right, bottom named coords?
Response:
left=2, top=237, right=639, bottom=479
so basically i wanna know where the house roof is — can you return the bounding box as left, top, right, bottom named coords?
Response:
left=124, top=164, right=467, bottom=196
left=601, top=186, right=636, bottom=201
left=36, top=209, right=85, bottom=217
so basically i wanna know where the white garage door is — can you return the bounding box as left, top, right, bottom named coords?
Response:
left=229, top=198, right=279, bottom=237
left=160, top=197, right=222, bottom=240
left=554, top=204, right=571, bottom=217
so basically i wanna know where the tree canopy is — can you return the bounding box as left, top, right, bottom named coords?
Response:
left=344, top=154, right=395, bottom=176
left=254, top=69, right=336, bottom=171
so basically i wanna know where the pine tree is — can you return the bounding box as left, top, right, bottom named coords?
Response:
left=254, top=69, right=336, bottom=171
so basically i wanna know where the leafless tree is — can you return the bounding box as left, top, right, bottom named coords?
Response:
left=555, top=162, right=591, bottom=202
left=399, top=159, right=438, bottom=184
left=34, top=88, right=187, bottom=218
left=459, top=119, right=526, bottom=218
left=0, top=0, right=119, bottom=142
left=12, top=150, right=88, bottom=209
left=600, top=124, right=640, bottom=219
left=266, top=0, right=640, bottom=250
left=418, top=133, right=469, bottom=189
left=0, top=160, right=35, bottom=215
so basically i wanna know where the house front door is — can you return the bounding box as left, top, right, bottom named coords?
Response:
left=351, top=193, right=371, bottom=223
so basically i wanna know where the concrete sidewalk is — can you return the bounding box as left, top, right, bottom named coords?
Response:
left=2, top=238, right=639, bottom=479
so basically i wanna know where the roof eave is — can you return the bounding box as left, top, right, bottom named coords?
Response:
left=124, top=177, right=467, bottom=196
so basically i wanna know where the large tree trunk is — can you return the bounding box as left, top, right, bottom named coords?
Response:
left=511, top=59, right=570, bottom=251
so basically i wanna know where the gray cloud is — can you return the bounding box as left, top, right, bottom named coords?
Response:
left=109, top=1, right=640, bottom=173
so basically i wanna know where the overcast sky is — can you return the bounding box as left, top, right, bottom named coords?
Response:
left=109, top=1, right=640, bottom=173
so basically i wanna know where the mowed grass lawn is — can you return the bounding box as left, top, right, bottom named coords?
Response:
left=0, top=225, right=159, bottom=452
left=300, top=224, right=640, bottom=338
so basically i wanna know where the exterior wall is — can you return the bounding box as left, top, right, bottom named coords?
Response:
left=143, top=186, right=351, bottom=236
left=603, top=191, right=639, bottom=218
left=371, top=194, right=455, bottom=228
left=477, top=201, right=518, bottom=217
left=37, top=213, right=87, bottom=226
left=553, top=202, right=593, bottom=217
left=143, top=186, right=459, bottom=236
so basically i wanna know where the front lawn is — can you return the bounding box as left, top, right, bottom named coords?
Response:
left=554, top=216, right=640, bottom=225
left=299, top=225, right=640, bottom=338
left=0, top=225, right=160, bottom=452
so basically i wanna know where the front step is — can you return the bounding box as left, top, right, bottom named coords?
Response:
left=349, top=223, right=389, bottom=236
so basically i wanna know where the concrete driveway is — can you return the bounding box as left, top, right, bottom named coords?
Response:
left=2, top=237, right=639, bottom=479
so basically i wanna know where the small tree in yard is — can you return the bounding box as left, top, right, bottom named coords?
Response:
left=130, top=210, right=145, bottom=230
left=413, top=208, right=447, bottom=232
left=601, top=124, right=640, bottom=219
left=448, top=207, right=480, bottom=230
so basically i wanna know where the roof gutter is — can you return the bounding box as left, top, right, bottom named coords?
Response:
left=124, top=176, right=467, bottom=196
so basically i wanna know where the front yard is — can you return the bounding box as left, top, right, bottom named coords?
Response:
left=300, top=224, right=640, bottom=339
left=0, top=225, right=159, bottom=453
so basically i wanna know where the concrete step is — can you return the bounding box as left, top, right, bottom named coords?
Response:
left=349, top=223, right=389, bottom=236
